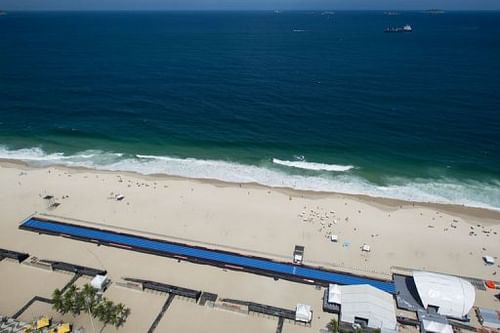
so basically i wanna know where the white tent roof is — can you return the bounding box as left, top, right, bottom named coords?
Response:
left=91, top=275, right=108, bottom=290
left=295, top=304, right=312, bottom=323
left=328, top=284, right=342, bottom=304
left=422, top=320, right=453, bottom=333
left=339, top=284, right=397, bottom=331
left=483, top=256, right=495, bottom=265
left=413, top=271, right=475, bottom=319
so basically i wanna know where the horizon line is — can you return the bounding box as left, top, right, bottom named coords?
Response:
left=3, top=9, right=500, bottom=12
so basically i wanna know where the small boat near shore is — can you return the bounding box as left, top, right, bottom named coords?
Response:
left=384, top=24, right=412, bottom=33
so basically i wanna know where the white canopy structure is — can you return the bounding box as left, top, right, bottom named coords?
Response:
left=338, top=284, right=397, bottom=332
left=483, top=255, right=495, bottom=265
left=422, top=320, right=453, bottom=333
left=295, top=304, right=312, bottom=323
left=328, top=284, right=342, bottom=304
left=91, top=275, right=108, bottom=290
left=412, top=271, right=475, bottom=319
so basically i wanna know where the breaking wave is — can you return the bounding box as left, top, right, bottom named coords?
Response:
left=0, top=147, right=123, bottom=165
left=272, top=158, right=354, bottom=172
left=1, top=146, right=499, bottom=211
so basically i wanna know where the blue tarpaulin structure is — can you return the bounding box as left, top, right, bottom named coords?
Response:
left=20, top=217, right=395, bottom=293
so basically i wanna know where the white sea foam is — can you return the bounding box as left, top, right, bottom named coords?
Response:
left=272, top=158, right=354, bottom=172
left=1, top=146, right=499, bottom=211
left=0, top=147, right=123, bottom=165
left=0, top=147, right=65, bottom=161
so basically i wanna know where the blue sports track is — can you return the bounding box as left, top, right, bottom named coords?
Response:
left=20, top=217, right=395, bottom=293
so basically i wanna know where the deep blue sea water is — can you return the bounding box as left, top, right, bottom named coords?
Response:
left=1, top=11, right=499, bottom=209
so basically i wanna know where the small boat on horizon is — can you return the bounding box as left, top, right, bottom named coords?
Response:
left=384, top=24, right=413, bottom=33
left=384, top=11, right=400, bottom=16
left=0, top=11, right=7, bottom=16
left=424, top=9, right=445, bottom=15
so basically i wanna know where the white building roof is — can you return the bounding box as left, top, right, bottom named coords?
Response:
left=422, top=320, right=453, bottom=333
left=339, top=284, right=397, bottom=331
left=412, top=271, right=475, bottom=319
left=295, top=304, right=312, bottom=323
left=91, top=275, right=108, bottom=290
left=328, top=284, right=342, bottom=304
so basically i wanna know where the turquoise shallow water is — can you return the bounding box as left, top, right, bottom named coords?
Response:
left=0, top=11, right=499, bottom=209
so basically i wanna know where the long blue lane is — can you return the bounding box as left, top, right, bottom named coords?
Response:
left=21, top=218, right=395, bottom=293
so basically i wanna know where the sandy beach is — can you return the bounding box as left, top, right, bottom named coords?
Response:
left=1, top=160, right=499, bottom=332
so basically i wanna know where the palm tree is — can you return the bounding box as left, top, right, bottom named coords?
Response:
left=93, top=301, right=104, bottom=322
left=72, top=288, right=85, bottom=316
left=52, top=289, right=64, bottom=313
left=81, top=284, right=98, bottom=313
left=81, top=285, right=98, bottom=333
left=104, top=299, right=116, bottom=327
left=327, top=318, right=339, bottom=333
left=51, top=283, right=130, bottom=332
left=98, top=298, right=114, bottom=325
left=62, top=285, right=77, bottom=315
left=113, top=303, right=130, bottom=328
left=94, top=297, right=122, bottom=330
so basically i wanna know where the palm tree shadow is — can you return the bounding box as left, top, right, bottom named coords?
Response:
left=98, top=307, right=131, bottom=333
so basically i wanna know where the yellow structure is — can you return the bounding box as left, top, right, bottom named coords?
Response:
left=57, top=323, right=72, bottom=333
left=36, top=317, right=50, bottom=329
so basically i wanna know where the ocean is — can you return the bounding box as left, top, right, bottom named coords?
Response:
left=1, top=11, right=499, bottom=209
